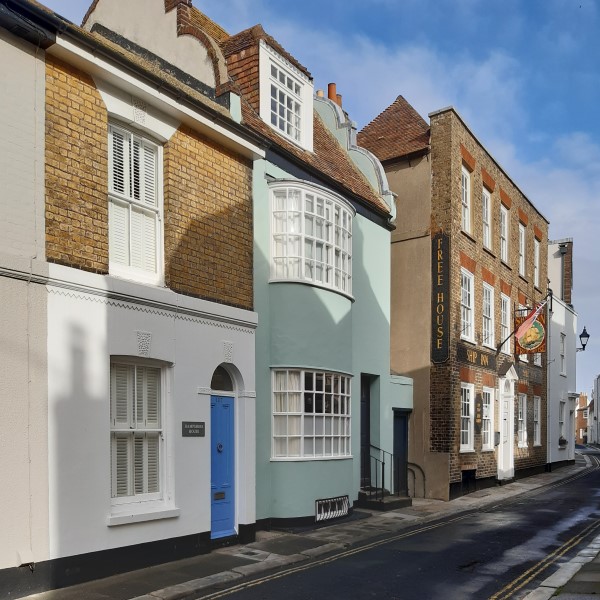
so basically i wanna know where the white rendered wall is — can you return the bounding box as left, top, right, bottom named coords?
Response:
left=47, top=264, right=256, bottom=559
left=0, top=29, right=45, bottom=260
left=547, top=296, right=577, bottom=464
left=0, top=29, right=49, bottom=570
left=0, top=258, right=49, bottom=569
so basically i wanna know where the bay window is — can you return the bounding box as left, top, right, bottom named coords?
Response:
left=271, top=182, right=353, bottom=295
left=272, top=368, right=351, bottom=459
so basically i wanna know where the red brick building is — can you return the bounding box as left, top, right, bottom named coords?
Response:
left=359, top=98, right=549, bottom=500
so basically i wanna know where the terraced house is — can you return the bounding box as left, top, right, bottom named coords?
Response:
left=0, top=0, right=412, bottom=596
left=359, top=97, right=549, bottom=500
left=1, top=0, right=264, bottom=596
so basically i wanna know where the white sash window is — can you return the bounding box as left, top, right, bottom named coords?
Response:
left=110, top=361, right=163, bottom=503
left=109, top=123, right=162, bottom=284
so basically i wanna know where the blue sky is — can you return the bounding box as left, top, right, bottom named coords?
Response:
left=44, top=0, right=600, bottom=394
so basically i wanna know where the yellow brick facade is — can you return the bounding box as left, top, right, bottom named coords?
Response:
left=45, top=56, right=109, bottom=273
left=44, top=59, right=253, bottom=310
left=164, top=125, right=253, bottom=310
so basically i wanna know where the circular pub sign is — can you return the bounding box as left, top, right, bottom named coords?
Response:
left=517, top=321, right=545, bottom=351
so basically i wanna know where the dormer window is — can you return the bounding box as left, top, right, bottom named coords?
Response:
left=259, top=40, right=313, bottom=151
left=270, top=63, right=302, bottom=143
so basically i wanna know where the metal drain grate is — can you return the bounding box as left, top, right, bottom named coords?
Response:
left=315, top=495, right=349, bottom=522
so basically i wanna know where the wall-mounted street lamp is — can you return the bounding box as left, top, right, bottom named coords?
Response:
left=577, top=326, right=590, bottom=352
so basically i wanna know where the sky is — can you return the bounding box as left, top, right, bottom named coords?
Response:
left=43, top=0, right=600, bottom=395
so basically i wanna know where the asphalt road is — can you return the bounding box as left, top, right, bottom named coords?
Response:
left=199, top=450, right=600, bottom=600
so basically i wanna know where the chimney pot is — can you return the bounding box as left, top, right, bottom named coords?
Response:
left=316, top=89, right=324, bottom=98
left=327, top=83, right=337, bottom=102
left=336, top=93, right=342, bottom=107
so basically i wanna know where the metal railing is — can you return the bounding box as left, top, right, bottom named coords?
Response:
left=360, top=444, right=405, bottom=501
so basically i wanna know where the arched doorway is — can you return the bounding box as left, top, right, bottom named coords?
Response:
left=210, top=365, right=235, bottom=539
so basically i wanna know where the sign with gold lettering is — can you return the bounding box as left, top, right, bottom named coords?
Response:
left=516, top=313, right=546, bottom=354
left=457, top=343, right=497, bottom=371
left=431, top=233, right=450, bottom=363
left=474, top=393, right=483, bottom=434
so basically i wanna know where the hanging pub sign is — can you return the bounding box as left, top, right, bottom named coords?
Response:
left=431, top=232, right=450, bottom=363
left=515, top=312, right=546, bottom=354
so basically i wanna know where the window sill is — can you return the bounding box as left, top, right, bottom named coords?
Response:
left=519, top=274, right=528, bottom=284
left=482, top=343, right=496, bottom=352
left=269, top=278, right=354, bottom=302
left=483, top=246, right=495, bottom=259
left=107, top=505, right=180, bottom=527
left=501, top=260, right=512, bottom=270
left=460, top=336, right=476, bottom=345
left=481, top=448, right=494, bottom=453
left=460, top=230, right=476, bottom=244
left=518, top=443, right=528, bottom=448
left=459, top=448, right=475, bottom=454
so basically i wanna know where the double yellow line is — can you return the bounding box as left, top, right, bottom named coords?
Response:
left=489, top=517, right=600, bottom=599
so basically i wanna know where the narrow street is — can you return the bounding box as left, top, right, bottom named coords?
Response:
left=196, top=450, right=600, bottom=600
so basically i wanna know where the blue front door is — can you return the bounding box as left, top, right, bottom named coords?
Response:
left=211, top=396, right=235, bottom=539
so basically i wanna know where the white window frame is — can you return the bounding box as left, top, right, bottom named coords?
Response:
left=482, top=283, right=495, bottom=349
left=110, top=358, right=165, bottom=507
left=500, top=205, right=509, bottom=263
left=518, top=223, right=526, bottom=277
left=482, top=387, right=494, bottom=451
left=482, top=188, right=492, bottom=250
left=259, top=40, right=313, bottom=151
left=559, top=400, right=566, bottom=438
left=108, top=123, right=163, bottom=286
left=461, top=166, right=471, bottom=234
left=584, top=409, right=589, bottom=419
left=460, top=383, right=475, bottom=452
left=533, top=396, right=541, bottom=446
left=500, top=294, right=511, bottom=355
left=534, top=238, right=540, bottom=288
left=518, top=393, right=527, bottom=447
left=460, top=268, right=474, bottom=342
left=560, top=333, right=566, bottom=375
left=272, top=368, right=351, bottom=460
left=533, top=352, right=542, bottom=366
left=270, top=181, right=354, bottom=296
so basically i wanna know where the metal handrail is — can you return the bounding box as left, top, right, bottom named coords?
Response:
left=360, top=444, right=404, bottom=501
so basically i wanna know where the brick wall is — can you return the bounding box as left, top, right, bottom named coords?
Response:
left=45, top=56, right=109, bottom=273
left=429, top=109, right=549, bottom=488
left=45, top=57, right=254, bottom=310
left=163, top=125, right=253, bottom=310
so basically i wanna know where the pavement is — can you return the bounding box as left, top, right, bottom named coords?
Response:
left=21, top=452, right=600, bottom=600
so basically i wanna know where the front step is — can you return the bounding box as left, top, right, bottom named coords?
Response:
left=357, top=491, right=412, bottom=511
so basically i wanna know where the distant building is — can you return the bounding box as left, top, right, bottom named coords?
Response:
left=359, top=97, right=550, bottom=500
left=547, top=239, right=578, bottom=467
left=575, top=393, right=588, bottom=444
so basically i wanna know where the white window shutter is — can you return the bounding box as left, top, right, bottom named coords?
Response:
left=145, top=367, right=160, bottom=428
left=130, top=208, right=157, bottom=272
left=111, top=363, right=131, bottom=428
left=135, top=366, right=145, bottom=427
left=109, top=199, right=130, bottom=266
left=142, top=142, right=158, bottom=208
left=134, top=435, right=144, bottom=495
left=109, top=126, right=128, bottom=196
left=114, top=434, right=131, bottom=497
left=130, top=137, right=142, bottom=201
left=147, top=434, right=160, bottom=493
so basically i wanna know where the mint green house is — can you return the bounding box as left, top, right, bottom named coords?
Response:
left=220, top=27, right=413, bottom=524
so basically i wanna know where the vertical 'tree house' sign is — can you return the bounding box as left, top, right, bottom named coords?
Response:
left=431, top=232, right=450, bottom=363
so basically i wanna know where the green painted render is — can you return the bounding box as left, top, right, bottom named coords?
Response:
left=253, top=113, right=412, bottom=522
